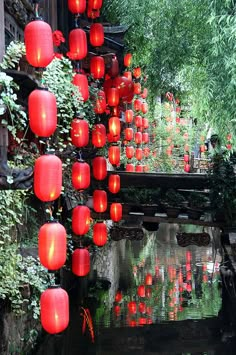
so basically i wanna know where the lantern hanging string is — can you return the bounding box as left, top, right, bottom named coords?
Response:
left=33, top=0, right=40, bottom=19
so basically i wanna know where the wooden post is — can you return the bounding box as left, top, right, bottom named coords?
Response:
left=0, top=0, right=5, bottom=62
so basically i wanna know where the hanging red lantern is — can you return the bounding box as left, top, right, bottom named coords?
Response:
left=87, top=7, right=100, bottom=18
left=110, top=203, right=122, bottom=222
left=135, top=115, right=142, bottom=128
left=108, top=57, right=119, bottom=78
left=92, top=156, right=107, bottom=180
left=166, top=147, right=172, bottom=156
left=93, top=221, right=107, bottom=246
left=176, top=117, right=180, bottom=124
left=72, top=161, right=90, bottom=190
left=145, top=287, right=152, bottom=298
left=124, top=53, right=132, bottom=67
left=123, top=71, right=132, bottom=81
left=125, top=109, right=133, bottom=123
left=126, top=146, right=134, bottom=159
left=88, top=0, right=103, bottom=9
left=71, top=118, right=89, bottom=147
left=107, top=132, right=120, bottom=143
left=34, top=155, right=62, bottom=202
left=92, top=123, right=106, bottom=147
left=108, top=174, right=120, bottom=194
left=184, top=164, right=190, bottom=173
left=104, top=76, right=134, bottom=100
left=90, top=56, right=105, bottom=79
left=94, top=90, right=106, bottom=114
left=200, top=144, right=206, bottom=152
left=128, top=301, right=137, bottom=314
left=133, top=67, right=141, bottom=78
left=24, top=20, right=54, bottom=68
left=184, top=154, right=189, bottom=162
left=141, top=88, right=148, bottom=99
left=69, top=29, right=87, bottom=60
left=29, top=89, right=57, bottom=137
left=72, top=248, right=90, bottom=276
left=72, top=73, right=89, bottom=102
left=72, top=205, right=90, bottom=235
left=126, top=163, right=135, bottom=172
left=145, top=273, right=153, bottom=286
left=68, top=0, right=86, bottom=13
left=135, top=132, right=142, bottom=145
left=134, top=82, right=141, bottom=95
left=112, top=106, right=119, bottom=117
left=93, top=190, right=107, bottom=212
left=135, top=148, right=143, bottom=161
left=39, top=222, right=67, bottom=270
left=143, top=164, right=149, bottom=172
left=138, top=302, right=146, bottom=314
left=108, top=145, right=120, bottom=166
left=142, top=118, right=149, bottom=129
left=137, top=285, right=145, bottom=297
left=109, top=116, right=120, bottom=137
left=134, top=99, right=142, bottom=111
left=135, top=165, right=143, bottom=172
left=142, top=132, right=149, bottom=144
left=125, top=127, right=134, bottom=141
left=40, top=287, right=69, bottom=334
left=90, top=23, right=104, bottom=47
left=143, top=147, right=150, bottom=157
left=115, top=291, right=122, bottom=303
left=141, top=102, right=148, bottom=114
left=107, top=87, right=119, bottom=107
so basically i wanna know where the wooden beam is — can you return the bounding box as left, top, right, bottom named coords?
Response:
left=0, top=0, right=4, bottom=62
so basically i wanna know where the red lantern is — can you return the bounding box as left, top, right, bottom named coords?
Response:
left=133, top=67, right=141, bottom=78
left=29, top=89, right=57, bottom=137
left=68, top=0, right=86, bottom=13
left=115, top=291, right=122, bottom=303
left=40, top=287, right=69, bottom=334
left=166, top=147, right=172, bottom=156
left=126, top=146, right=135, bottom=159
left=145, top=287, right=152, bottom=298
left=184, top=164, right=190, bottom=173
left=108, top=145, right=120, bottom=166
left=108, top=174, right=120, bottom=194
left=90, top=23, right=104, bottom=47
left=184, top=154, right=189, bottom=162
left=71, top=118, right=89, bottom=147
left=72, top=206, right=90, bottom=235
left=200, top=144, right=206, bottom=152
left=123, top=71, right=132, bottom=81
left=72, top=73, right=89, bottom=101
left=141, top=88, right=148, bottom=99
left=90, top=56, right=105, bottom=79
left=94, top=90, right=106, bottom=114
left=93, top=221, right=107, bottom=246
left=134, top=82, right=141, bottom=95
left=72, top=248, right=90, bottom=276
left=34, top=155, right=62, bottom=202
left=134, top=115, right=142, bottom=128
left=135, top=148, right=143, bottom=161
left=25, top=20, right=53, bottom=68
left=135, top=132, right=142, bottom=145
left=109, top=116, right=120, bottom=137
left=138, top=302, right=146, bottom=314
left=88, top=0, right=103, bottom=9
left=176, top=117, right=180, bottom=124
left=92, top=156, right=107, bottom=180
left=137, top=285, right=145, bottom=297
left=128, top=301, right=137, bottom=314
left=104, top=76, right=134, bottom=101
left=93, top=190, right=107, bottom=212
left=92, top=123, right=106, bottom=147
left=142, top=118, right=149, bottom=129
left=126, top=163, right=135, bottom=172
left=87, top=7, right=100, bottom=18
left=143, top=147, right=150, bottom=157
left=108, top=57, right=119, bottom=78
left=141, top=102, right=148, bottom=114
left=142, top=132, right=149, bottom=144
left=110, top=203, right=122, bottom=222
left=135, top=165, right=143, bottom=172
left=107, top=87, right=119, bottom=107
left=134, top=99, right=142, bottom=111
left=72, top=161, right=90, bottom=190
left=39, top=222, right=67, bottom=270
left=107, top=132, right=120, bottom=143
left=125, top=127, right=134, bottom=141
left=124, top=53, right=132, bottom=67
left=114, top=305, right=121, bottom=316
left=125, top=109, right=133, bottom=123
left=145, top=273, right=153, bottom=285
left=69, top=29, right=87, bottom=60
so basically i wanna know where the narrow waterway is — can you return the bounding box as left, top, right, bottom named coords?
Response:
left=35, top=223, right=236, bottom=355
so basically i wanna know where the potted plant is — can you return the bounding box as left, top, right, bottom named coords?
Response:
left=162, top=189, right=186, bottom=218
left=187, top=192, right=209, bottom=220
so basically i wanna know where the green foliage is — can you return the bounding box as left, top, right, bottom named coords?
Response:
left=187, top=192, right=209, bottom=209
left=163, top=189, right=186, bottom=207
left=0, top=41, right=25, bottom=70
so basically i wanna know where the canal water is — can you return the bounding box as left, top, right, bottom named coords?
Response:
left=35, top=223, right=236, bottom=355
